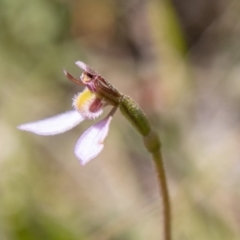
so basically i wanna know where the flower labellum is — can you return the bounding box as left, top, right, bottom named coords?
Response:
left=72, top=88, right=103, bottom=119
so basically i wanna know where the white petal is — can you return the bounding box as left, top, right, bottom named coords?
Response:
left=74, top=114, right=113, bottom=165
left=75, top=61, right=88, bottom=71
left=75, top=61, right=97, bottom=75
left=17, top=110, right=84, bottom=135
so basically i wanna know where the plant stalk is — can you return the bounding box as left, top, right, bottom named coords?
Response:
left=152, top=149, right=171, bottom=240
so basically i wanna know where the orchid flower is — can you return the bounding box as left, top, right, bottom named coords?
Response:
left=18, top=62, right=171, bottom=238
left=18, top=61, right=121, bottom=165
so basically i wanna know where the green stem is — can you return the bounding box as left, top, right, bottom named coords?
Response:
left=119, top=96, right=171, bottom=239
left=143, top=130, right=171, bottom=240
left=152, top=149, right=171, bottom=240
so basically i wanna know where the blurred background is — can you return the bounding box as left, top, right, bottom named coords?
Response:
left=1, top=0, right=240, bottom=239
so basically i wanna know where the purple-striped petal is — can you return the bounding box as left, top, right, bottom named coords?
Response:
left=74, top=113, right=113, bottom=165
left=18, top=110, right=84, bottom=135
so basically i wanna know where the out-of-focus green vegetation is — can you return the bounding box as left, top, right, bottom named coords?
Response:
left=1, top=0, right=240, bottom=239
